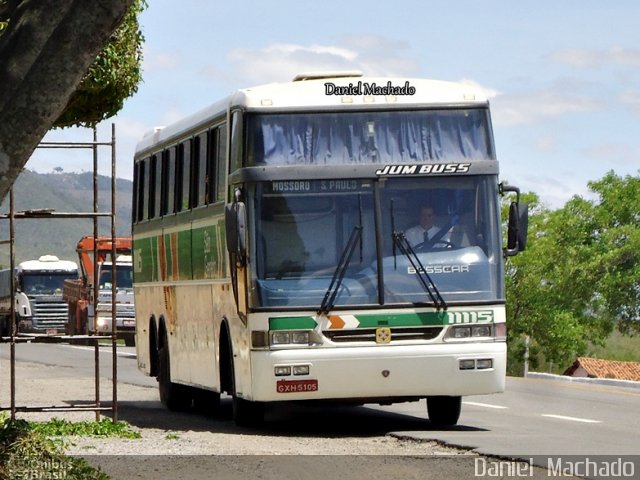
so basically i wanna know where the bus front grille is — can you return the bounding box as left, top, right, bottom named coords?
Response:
left=323, top=327, right=443, bottom=343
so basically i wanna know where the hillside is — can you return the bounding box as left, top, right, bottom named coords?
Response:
left=0, top=170, right=133, bottom=266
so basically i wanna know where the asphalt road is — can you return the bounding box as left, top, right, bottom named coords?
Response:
left=1, top=342, right=639, bottom=478
left=384, top=375, right=640, bottom=457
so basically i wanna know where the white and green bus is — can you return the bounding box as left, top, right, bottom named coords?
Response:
left=132, top=72, right=527, bottom=426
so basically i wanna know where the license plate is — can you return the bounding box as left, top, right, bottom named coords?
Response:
left=46, top=328, right=57, bottom=335
left=276, top=379, right=318, bottom=393
left=123, top=320, right=135, bottom=327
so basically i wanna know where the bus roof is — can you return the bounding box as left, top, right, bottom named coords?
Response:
left=234, top=75, right=489, bottom=109
left=135, top=75, right=490, bottom=157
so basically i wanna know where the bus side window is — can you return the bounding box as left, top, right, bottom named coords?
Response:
left=132, top=161, right=139, bottom=223
left=206, top=124, right=227, bottom=204
left=189, top=137, right=199, bottom=209
left=154, top=153, right=162, bottom=218
left=140, top=158, right=149, bottom=222
left=183, top=140, right=191, bottom=211
left=148, top=154, right=159, bottom=219
left=229, top=111, right=242, bottom=173
left=161, top=147, right=176, bottom=215
left=217, top=124, right=227, bottom=202
left=195, top=132, right=207, bottom=207
left=176, top=140, right=191, bottom=212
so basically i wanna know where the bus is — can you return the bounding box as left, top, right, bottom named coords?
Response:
left=132, top=72, right=527, bottom=426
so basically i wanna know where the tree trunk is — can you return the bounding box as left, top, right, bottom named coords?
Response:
left=0, top=0, right=135, bottom=201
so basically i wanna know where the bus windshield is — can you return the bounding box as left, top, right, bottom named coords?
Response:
left=246, top=109, right=495, bottom=166
left=249, top=175, right=503, bottom=309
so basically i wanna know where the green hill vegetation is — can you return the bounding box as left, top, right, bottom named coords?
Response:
left=0, top=170, right=132, bottom=266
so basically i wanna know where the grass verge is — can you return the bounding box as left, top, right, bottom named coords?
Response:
left=0, top=415, right=140, bottom=480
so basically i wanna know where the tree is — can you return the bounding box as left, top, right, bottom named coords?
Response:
left=502, top=193, right=608, bottom=374
left=0, top=0, right=143, bottom=201
left=504, top=171, right=640, bottom=375
left=587, top=172, right=640, bottom=335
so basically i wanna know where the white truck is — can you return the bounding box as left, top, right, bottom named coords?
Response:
left=0, top=255, right=78, bottom=336
left=89, top=255, right=136, bottom=346
left=63, top=236, right=136, bottom=346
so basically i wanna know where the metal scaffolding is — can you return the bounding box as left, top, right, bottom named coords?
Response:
left=0, top=125, right=120, bottom=421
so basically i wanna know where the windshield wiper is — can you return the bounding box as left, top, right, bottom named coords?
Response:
left=318, top=225, right=363, bottom=315
left=391, top=232, right=447, bottom=311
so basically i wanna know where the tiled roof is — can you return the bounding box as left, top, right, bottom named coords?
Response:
left=564, top=357, right=640, bottom=382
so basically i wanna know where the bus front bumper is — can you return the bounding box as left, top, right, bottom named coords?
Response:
left=248, top=342, right=506, bottom=402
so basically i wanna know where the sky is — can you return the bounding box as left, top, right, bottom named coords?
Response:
left=28, top=0, right=640, bottom=209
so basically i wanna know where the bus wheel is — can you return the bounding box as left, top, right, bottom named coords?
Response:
left=227, top=348, right=264, bottom=426
left=158, top=333, right=191, bottom=411
left=427, top=395, right=461, bottom=426
left=232, top=396, right=265, bottom=427
left=193, top=388, right=221, bottom=416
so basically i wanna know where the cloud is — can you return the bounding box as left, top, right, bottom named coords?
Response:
left=532, top=136, right=558, bottom=153
left=550, top=47, right=640, bottom=69
left=582, top=143, right=639, bottom=168
left=491, top=87, right=602, bottom=127
left=220, top=36, right=420, bottom=86
left=508, top=172, right=592, bottom=210
left=142, top=47, right=180, bottom=72
left=619, top=89, right=640, bottom=116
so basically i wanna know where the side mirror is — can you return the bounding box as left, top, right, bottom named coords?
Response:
left=225, top=200, right=247, bottom=267
left=506, top=201, right=529, bottom=255
left=501, top=184, right=529, bottom=257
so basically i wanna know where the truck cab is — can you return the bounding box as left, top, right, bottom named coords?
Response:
left=89, top=255, right=136, bottom=346
left=5, top=255, right=78, bottom=334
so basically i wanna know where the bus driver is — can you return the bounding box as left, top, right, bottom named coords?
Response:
left=404, top=205, right=450, bottom=248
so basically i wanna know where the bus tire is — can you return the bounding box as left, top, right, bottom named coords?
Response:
left=226, top=346, right=264, bottom=427
left=158, top=332, right=191, bottom=411
left=232, top=396, right=265, bottom=427
left=193, top=388, right=221, bottom=416
left=219, top=322, right=265, bottom=426
left=427, top=395, right=461, bottom=426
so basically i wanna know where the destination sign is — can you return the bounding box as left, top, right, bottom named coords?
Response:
left=267, top=179, right=366, bottom=194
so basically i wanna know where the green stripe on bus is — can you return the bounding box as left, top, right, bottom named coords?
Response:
left=178, top=229, right=192, bottom=280
left=133, top=219, right=229, bottom=284
left=269, top=317, right=317, bottom=330
left=133, top=237, right=156, bottom=283
left=354, top=311, right=448, bottom=328
left=268, top=311, right=448, bottom=331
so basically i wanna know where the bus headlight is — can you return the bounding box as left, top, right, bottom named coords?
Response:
left=476, top=359, right=493, bottom=370
left=291, top=331, right=310, bottom=344
left=452, top=327, right=472, bottom=338
left=472, top=325, right=492, bottom=337
left=292, top=365, right=310, bottom=375
left=274, top=366, right=291, bottom=376
left=447, top=325, right=494, bottom=341
left=271, top=332, right=292, bottom=345
left=270, top=330, right=311, bottom=347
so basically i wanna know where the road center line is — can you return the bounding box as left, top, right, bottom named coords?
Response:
left=463, top=401, right=508, bottom=409
left=541, top=414, right=601, bottom=424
